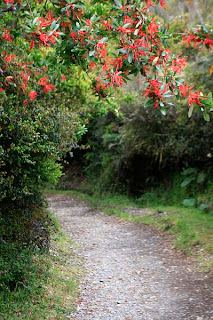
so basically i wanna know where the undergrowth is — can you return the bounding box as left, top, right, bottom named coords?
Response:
left=0, top=212, right=82, bottom=320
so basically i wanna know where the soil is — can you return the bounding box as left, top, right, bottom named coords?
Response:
left=47, top=194, right=213, bottom=320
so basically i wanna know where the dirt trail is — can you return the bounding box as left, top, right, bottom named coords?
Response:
left=48, top=194, right=213, bottom=320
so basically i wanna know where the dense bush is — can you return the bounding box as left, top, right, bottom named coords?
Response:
left=0, top=64, right=93, bottom=292
left=71, top=100, right=213, bottom=195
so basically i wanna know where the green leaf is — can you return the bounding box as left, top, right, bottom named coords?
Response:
left=160, top=108, right=167, bottom=115
left=33, top=17, right=38, bottom=24
left=129, top=68, right=138, bottom=75
left=197, top=172, right=206, bottom=184
left=50, top=20, right=57, bottom=30
left=123, top=23, right=131, bottom=28
left=169, top=25, right=175, bottom=35
left=114, top=0, right=121, bottom=7
left=159, top=100, right=164, bottom=107
left=182, top=168, right=197, bottom=175
left=188, top=105, right=194, bottom=118
left=152, top=57, right=159, bottom=66
left=206, top=92, right=212, bottom=104
left=89, top=50, right=95, bottom=57
left=99, top=37, right=108, bottom=43
left=181, top=176, right=195, bottom=188
left=134, top=29, right=139, bottom=36
left=128, top=51, right=133, bottom=64
left=119, top=48, right=128, bottom=54
left=203, top=111, right=210, bottom=122
left=86, top=39, right=95, bottom=45
left=182, top=198, right=196, bottom=207
left=198, top=203, right=209, bottom=212
left=136, top=21, right=142, bottom=28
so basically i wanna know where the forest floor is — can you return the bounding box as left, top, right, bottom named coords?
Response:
left=47, top=193, right=213, bottom=320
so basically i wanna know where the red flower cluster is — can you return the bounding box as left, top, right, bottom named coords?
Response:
left=145, top=79, right=166, bottom=108
left=4, top=0, right=15, bottom=4
left=29, top=91, right=37, bottom=102
left=1, top=28, right=13, bottom=42
left=188, top=91, right=204, bottom=107
left=29, top=12, right=61, bottom=47
left=179, top=83, right=194, bottom=99
left=168, top=56, right=187, bottom=74
left=37, top=77, right=55, bottom=94
left=183, top=28, right=213, bottom=50
left=111, top=72, right=124, bottom=87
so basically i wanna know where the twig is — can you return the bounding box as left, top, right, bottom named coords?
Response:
left=0, top=6, right=16, bottom=14
left=136, top=7, right=146, bottom=25
left=49, top=0, right=61, bottom=6
left=26, top=0, right=33, bottom=17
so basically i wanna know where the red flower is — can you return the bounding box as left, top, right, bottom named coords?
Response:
left=38, top=77, right=49, bottom=86
left=29, top=91, right=37, bottom=101
left=111, top=71, right=124, bottom=87
left=154, top=100, right=160, bottom=110
left=179, top=83, right=193, bottom=98
left=86, top=19, right=93, bottom=27
left=61, top=75, right=66, bottom=81
left=0, top=88, right=5, bottom=93
left=160, top=0, right=167, bottom=8
left=148, top=22, right=159, bottom=35
left=39, top=33, right=51, bottom=45
left=169, top=56, right=187, bottom=74
left=4, top=0, right=14, bottom=4
left=117, top=26, right=133, bottom=33
left=30, top=41, right=35, bottom=50
left=1, top=29, right=13, bottom=42
left=204, top=37, right=213, bottom=49
left=101, top=19, right=112, bottom=31
left=188, top=91, right=204, bottom=107
left=96, top=42, right=107, bottom=59
left=43, top=84, right=55, bottom=94
left=70, top=32, right=77, bottom=40
left=23, top=99, right=29, bottom=106
left=4, top=54, right=14, bottom=63
left=6, top=76, right=14, bottom=83
left=145, top=79, right=164, bottom=99
left=89, top=61, right=96, bottom=70
left=94, top=77, right=108, bottom=93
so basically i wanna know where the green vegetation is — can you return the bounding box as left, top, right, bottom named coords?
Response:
left=0, top=216, right=82, bottom=320
left=0, top=0, right=213, bottom=316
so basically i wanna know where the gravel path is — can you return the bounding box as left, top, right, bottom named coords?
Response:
left=48, top=194, right=213, bottom=320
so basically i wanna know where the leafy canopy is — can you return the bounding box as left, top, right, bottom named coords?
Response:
left=0, top=0, right=212, bottom=120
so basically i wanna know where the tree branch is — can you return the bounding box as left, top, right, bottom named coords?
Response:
left=0, top=6, right=16, bottom=14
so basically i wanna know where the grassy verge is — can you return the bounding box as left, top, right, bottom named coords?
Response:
left=0, top=216, right=83, bottom=320
left=47, top=189, right=213, bottom=272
